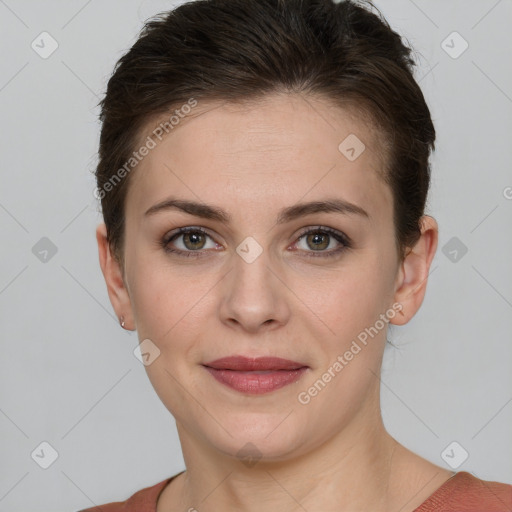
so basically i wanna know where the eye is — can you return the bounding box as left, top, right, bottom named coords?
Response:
left=161, top=227, right=219, bottom=257
left=292, top=226, right=351, bottom=258
left=161, top=225, right=351, bottom=258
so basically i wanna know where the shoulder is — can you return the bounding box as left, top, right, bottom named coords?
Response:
left=77, top=476, right=174, bottom=512
left=415, top=471, right=512, bottom=512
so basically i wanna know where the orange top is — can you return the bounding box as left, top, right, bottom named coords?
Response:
left=78, top=470, right=512, bottom=512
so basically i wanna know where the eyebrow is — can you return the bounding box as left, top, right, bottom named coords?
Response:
left=144, top=196, right=370, bottom=224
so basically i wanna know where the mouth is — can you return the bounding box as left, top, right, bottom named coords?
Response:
left=202, top=356, right=309, bottom=394
left=203, top=355, right=307, bottom=371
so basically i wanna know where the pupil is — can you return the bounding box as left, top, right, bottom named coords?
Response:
left=186, top=232, right=203, bottom=249
left=309, top=232, right=328, bottom=250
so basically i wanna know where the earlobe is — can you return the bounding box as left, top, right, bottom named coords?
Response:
left=96, top=223, right=135, bottom=330
left=390, top=215, right=438, bottom=326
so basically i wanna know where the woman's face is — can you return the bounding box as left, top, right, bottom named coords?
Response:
left=110, top=93, right=415, bottom=462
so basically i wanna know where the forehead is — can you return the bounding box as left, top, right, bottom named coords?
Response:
left=126, top=93, right=392, bottom=227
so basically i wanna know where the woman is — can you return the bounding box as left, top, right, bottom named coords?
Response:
left=83, top=0, right=512, bottom=510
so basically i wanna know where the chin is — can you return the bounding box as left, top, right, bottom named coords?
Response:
left=201, top=413, right=307, bottom=462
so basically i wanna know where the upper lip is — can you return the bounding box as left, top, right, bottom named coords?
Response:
left=203, top=356, right=308, bottom=371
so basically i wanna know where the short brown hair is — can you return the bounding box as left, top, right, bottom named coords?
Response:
left=95, top=0, right=435, bottom=268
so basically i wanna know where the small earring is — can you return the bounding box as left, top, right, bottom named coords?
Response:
left=399, top=309, right=405, bottom=317
left=120, top=316, right=126, bottom=328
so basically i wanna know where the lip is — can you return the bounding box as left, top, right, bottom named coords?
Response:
left=202, top=356, right=309, bottom=394
left=203, top=356, right=307, bottom=371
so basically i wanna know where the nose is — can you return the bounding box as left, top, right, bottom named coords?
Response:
left=219, top=245, right=291, bottom=333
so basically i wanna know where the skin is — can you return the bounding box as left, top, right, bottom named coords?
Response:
left=96, top=92, right=453, bottom=511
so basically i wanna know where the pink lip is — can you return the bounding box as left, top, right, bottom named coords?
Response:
left=203, top=356, right=307, bottom=371
left=202, top=356, right=309, bottom=394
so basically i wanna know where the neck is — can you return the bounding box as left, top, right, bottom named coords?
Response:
left=167, top=393, right=406, bottom=511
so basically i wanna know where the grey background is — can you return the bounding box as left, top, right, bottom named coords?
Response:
left=0, top=0, right=511, bottom=510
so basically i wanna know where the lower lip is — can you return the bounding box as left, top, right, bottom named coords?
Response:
left=203, top=366, right=308, bottom=394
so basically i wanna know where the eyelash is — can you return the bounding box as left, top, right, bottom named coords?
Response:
left=160, top=226, right=352, bottom=259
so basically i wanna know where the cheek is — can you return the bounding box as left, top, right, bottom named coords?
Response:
left=126, top=256, right=177, bottom=340
left=313, top=254, right=391, bottom=310
left=128, top=256, right=216, bottom=351
left=309, top=256, right=394, bottom=350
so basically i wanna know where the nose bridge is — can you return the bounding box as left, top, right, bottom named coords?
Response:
left=232, top=234, right=275, bottom=296
left=219, top=234, right=289, bottom=330
left=233, top=236, right=271, bottom=285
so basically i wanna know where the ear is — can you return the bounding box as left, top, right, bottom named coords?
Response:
left=390, top=215, right=438, bottom=325
left=96, top=223, right=135, bottom=330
